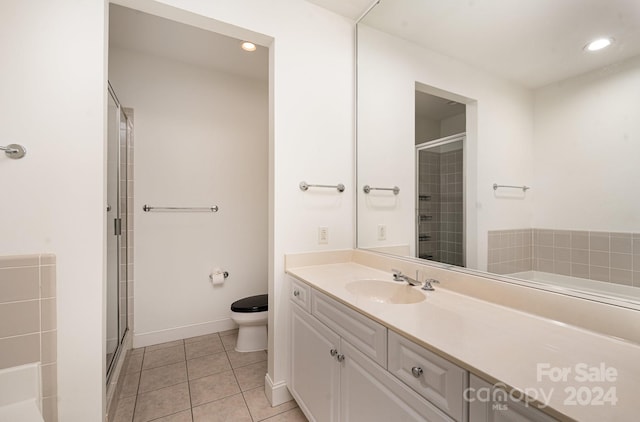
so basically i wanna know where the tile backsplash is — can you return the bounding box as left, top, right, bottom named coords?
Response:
left=488, top=229, right=640, bottom=287
left=0, top=254, right=57, bottom=422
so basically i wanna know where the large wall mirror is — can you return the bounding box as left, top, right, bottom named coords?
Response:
left=356, top=0, right=640, bottom=308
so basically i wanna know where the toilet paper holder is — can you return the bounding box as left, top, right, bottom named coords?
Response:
left=209, top=271, right=229, bottom=281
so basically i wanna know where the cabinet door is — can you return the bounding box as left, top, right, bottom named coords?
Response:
left=468, top=375, right=557, bottom=422
left=291, top=303, right=341, bottom=422
left=340, top=339, right=454, bottom=422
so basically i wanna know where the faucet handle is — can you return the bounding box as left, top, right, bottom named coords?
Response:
left=421, top=278, right=440, bottom=291
left=391, top=269, right=403, bottom=281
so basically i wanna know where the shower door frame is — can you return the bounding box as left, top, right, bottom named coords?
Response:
left=106, top=82, right=130, bottom=383
left=414, top=132, right=466, bottom=267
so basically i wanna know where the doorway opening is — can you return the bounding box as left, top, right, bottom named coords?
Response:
left=415, top=91, right=466, bottom=266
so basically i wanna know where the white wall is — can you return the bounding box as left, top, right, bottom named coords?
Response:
left=0, top=1, right=106, bottom=420
left=112, top=0, right=355, bottom=405
left=441, top=113, right=465, bottom=138
left=532, top=55, right=640, bottom=231
left=109, top=47, right=269, bottom=346
left=415, top=115, right=440, bottom=143
left=357, top=25, right=534, bottom=270
left=0, top=0, right=353, bottom=419
left=415, top=113, right=465, bottom=144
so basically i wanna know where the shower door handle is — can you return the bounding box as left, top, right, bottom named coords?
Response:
left=114, top=218, right=122, bottom=236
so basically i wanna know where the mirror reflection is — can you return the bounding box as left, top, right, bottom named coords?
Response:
left=356, top=0, right=640, bottom=305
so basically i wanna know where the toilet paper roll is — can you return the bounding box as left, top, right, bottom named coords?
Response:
left=210, top=269, right=225, bottom=285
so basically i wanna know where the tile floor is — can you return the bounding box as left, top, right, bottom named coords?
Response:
left=114, top=329, right=307, bottom=422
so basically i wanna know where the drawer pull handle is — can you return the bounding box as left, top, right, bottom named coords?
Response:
left=293, top=290, right=300, bottom=297
left=330, top=348, right=338, bottom=357
left=336, top=354, right=345, bottom=362
left=411, top=367, right=423, bottom=378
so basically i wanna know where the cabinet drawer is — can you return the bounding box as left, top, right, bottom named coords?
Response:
left=469, top=375, right=557, bottom=422
left=388, top=330, right=467, bottom=421
left=311, top=289, right=387, bottom=368
left=290, top=277, right=311, bottom=313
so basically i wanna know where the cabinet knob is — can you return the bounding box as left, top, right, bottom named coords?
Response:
left=330, top=348, right=338, bottom=357
left=336, top=354, right=345, bottom=362
left=293, top=290, right=300, bottom=297
left=411, top=367, right=423, bottom=378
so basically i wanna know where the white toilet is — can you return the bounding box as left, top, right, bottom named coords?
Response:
left=230, top=294, right=268, bottom=352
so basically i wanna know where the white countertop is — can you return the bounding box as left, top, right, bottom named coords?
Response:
left=287, top=262, right=640, bottom=422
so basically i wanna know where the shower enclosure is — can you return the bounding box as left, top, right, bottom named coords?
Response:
left=415, top=133, right=465, bottom=266
left=106, top=83, right=131, bottom=381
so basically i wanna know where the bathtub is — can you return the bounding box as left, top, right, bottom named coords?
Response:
left=508, top=270, right=640, bottom=302
left=0, top=363, right=44, bottom=422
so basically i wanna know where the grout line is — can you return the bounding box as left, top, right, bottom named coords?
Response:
left=183, top=341, right=195, bottom=422
left=130, top=347, right=145, bottom=422
left=228, top=360, right=254, bottom=422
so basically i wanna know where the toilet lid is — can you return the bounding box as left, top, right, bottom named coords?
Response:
left=231, top=294, right=268, bottom=313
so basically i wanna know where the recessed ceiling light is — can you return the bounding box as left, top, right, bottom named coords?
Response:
left=584, top=37, right=613, bottom=52
left=241, top=42, right=256, bottom=52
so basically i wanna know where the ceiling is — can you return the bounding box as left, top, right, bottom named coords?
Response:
left=415, top=92, right=464, bottom=121
left=310, top=0, right=640, bottom=88
left=306, top=0, right=377, bottom=20
left=109, top=4, right=268, bottom=81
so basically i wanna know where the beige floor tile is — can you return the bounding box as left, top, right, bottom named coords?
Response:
left=189, top=370, right=240, bottom=407
left=119, top=371, right=140, bottom=398
left=243, top=386, right=298, bottom=421
left=187, top=351, right=231, bottom=380
left=142, top=345, right=185, bottom=370
left=192, top=393, right=252, bottom=422
left=227, top=349, right=267, bottom=369
left=219, top=328, right=239, bottom=337
left=130, top=347, right=145, bottom=356
left=133, top=382, right=191, bottom=422
left=185, top=337, right=224, bottom=359
left=220, top=333, right=237, bottom=351
left=262, top=408, right=308, bottom=422
left=234, top=360, right=267, bottom=391
left=151, top=410, right=193, bottom=422
left=139, top=361, right=187, bottom=393
left=113, top=395, right=136, bottom=422
left=184, top=333, right=220, bottom=344
left=126, top=353, right=144, bottom=374
left=146, top=340, right=184, bottom=353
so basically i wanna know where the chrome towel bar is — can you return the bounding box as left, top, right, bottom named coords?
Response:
left=363, top=185, right=400, bottom=195
left=143, top=205, right=219, bottom=212
left=1, top=144, right=26, bottom=159
left=299, top=181, right=345, bottom=193
left=493, top=183, right=530, bottom=192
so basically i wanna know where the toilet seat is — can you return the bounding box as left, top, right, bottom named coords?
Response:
left=231, top=294, right=268, bottom=313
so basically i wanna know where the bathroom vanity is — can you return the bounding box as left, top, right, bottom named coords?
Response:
left=285, top=251, right=640, bottom=422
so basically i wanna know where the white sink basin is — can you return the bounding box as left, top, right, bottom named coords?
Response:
left=346, top=280, right=425, bottom=304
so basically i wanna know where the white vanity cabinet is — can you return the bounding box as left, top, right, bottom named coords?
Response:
left=290, top=302, right=340, bottom=421
left=290, top=280, right=454, bottom=422
left=468, top=375, right=557, bottom=422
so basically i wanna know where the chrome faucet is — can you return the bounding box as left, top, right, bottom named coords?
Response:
left=391, top=269, right=421, bottom=286
left=421, top=278, right=440, bottom=291
left=392, top=269, right=440, bottom=290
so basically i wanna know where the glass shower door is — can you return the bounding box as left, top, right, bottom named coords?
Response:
left=106, top=84, right=129, bottom=381
left=415, top=134, right=465, bottom=266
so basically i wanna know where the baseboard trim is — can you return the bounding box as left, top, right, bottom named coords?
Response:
left=133, top=318, right=237, bottom=348
left=265, top=373, right=293, bottom=406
